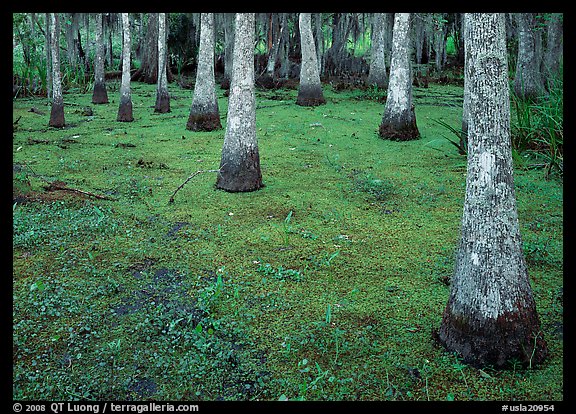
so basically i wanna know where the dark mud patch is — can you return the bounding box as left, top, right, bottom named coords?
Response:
left=165, top=221, right=189, bottom=239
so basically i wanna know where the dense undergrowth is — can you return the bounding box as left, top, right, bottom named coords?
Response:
left=12, top=78, right=563, bottom=401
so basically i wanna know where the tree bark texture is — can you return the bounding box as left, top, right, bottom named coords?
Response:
left=543, top=13, right=563, bottom=82
left=379, top=13, right=419, bottom=141
left=438, top=13, right=547, bottom=368
left=155, top=12, right=170, bottom=113
left=45, top=13, right=52, bottom=100
left=117, top=13, right=133, bottom=122
left=92, top=13, right=109, bottom=104
left=514, top=13, right=546, bottom=100
left=49, top=13, right=65, bottom=128
left=461, top=14, right=470, bottom=153
left=187, top=13, right=221, bottom=131
left=296, top=13, right=326, bottom=107
left=221, top=13, right=235, bottom=89
left=216, top=13, right=263, bottom=193
left=367, top=13, right=388, bottom=88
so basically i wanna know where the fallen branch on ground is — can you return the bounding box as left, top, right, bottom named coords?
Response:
left=22, top=162, right=116, bottom=201
left=169, top=166, right=223, bottom=203
left=44, top=180, right=115, bottom=200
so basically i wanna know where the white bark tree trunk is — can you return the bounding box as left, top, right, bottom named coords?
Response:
left=154, top=12, right=170, bottom=113
left=379, top=13, right=419, bottom=141
left=367, top=13, right=388, bottom=88
left=296, top=13, right=325, bottom=106
left=514, top=13, right=546, bottom=100
left=92, top=13, right=109, bottom=104
left=543, top=13, right=563, bottom=83
left=222, top=13, right=235, bottom=88
left=216, top=13, right=263, bottom=192
left=117, top=12, right=133, bottom=122
left=187, top=13, right=221, bottom=131
left=438, top=13, right=547, bottom=368
left=48, top=13, right=65, bottom=128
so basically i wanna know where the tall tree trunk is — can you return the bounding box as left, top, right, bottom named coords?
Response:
left=514, top=13, right=546, bottom=100
left=221, top=13, right=235, bottom=89
left=187, top=13, right=221, bottom=131
left=296, top=13, right=325, bottom=106
left=379, top=13, right=419, bottom=141
left=117, top=13, right=133, bottom=122
left=543, top=13, right=563, bottom=83
left=278, top=13, right=290, bottom=79
left=49, top=13, right=65, bottom=128
left=433, top=13, right=448, bottom=73
left=154, top=12, right=170, bottom=113
left=314, top=13, right=324, bottom=76
left=460, top=16, right=469, bottom=154
left=367, top=13, right=388, bottom=88
left=414, top=13, right=426, bottom=64
left=216, top=13, right=263, bottom=193
left=45, top=13, right=52, bottom=100
left=92, top=13, right=109, bottom=104
left=131, top=13, right=173, bottom=84
left=265, top=13, right=281, bottom=77
left=437, top=13, right=547, bottom=368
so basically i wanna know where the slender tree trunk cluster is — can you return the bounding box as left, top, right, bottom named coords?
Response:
left=187, top=13, right=221, bottom=131
left=216, top=13, right=263, bottom=193
left=438, top=13, right=547, bottom=368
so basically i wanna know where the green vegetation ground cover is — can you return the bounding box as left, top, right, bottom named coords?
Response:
left=12, top=80, right=563, bottom=401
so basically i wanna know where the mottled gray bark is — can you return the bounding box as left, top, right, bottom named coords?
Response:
left=433, top=13, right=448, bottom=73
left=543, top=13, right=563, bottom=81
left=379, top=13, right=419, bottom=141
left=222, top=13, right=235, bottom=89
left=296, top=13, right=325, bottom=107
left=438, top=13, right=547, bottom=368
left=278, top=13, right=290, bottom=79
left=132, top=13, right=159, bottom=84
left=48, top=13, right=65, bottom=128
left=414, top=13, right=426, bottom=64
left=461, top=15, right=470, bottom=153
left=216, top=13, right=263, bottom=193
left=187, top=13, right=221, bottom=131
left=92, top=13, right=109, bottom=104
left=265, top=13, right=281, bottom=76
left=45, top=13, right=52, bottom=100
left=117, top=13, right=133, bottom=122
left=367, top=13, right=388, bottom=88
left=514, top=13, right=546, bottom=100
left=154, top=12, right=170, bottom=113
left=314, top=13, right=324, bottom=75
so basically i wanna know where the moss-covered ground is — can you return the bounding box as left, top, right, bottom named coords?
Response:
left=12, top=79, right=563, bottom=401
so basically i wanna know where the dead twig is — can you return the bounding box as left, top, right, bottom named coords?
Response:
left=169, top=165, right=223, bottom=203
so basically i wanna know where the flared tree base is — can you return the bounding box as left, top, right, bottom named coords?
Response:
left=378, top=122, right=420, bottom=141
left=216, top=150, right=263, bottom=193
left=117, top=100, right=134, bottom=122
left=92, top=81, right=109, bottom=104
left=436, top=308, right=548, bottom=368
left=154, top=92, right=171, bottom=113
left=296, top=84, right=326, bottom=107
left=186, top=112, right=222, bottom=131
left=49, top=101, right=65, bottom=128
